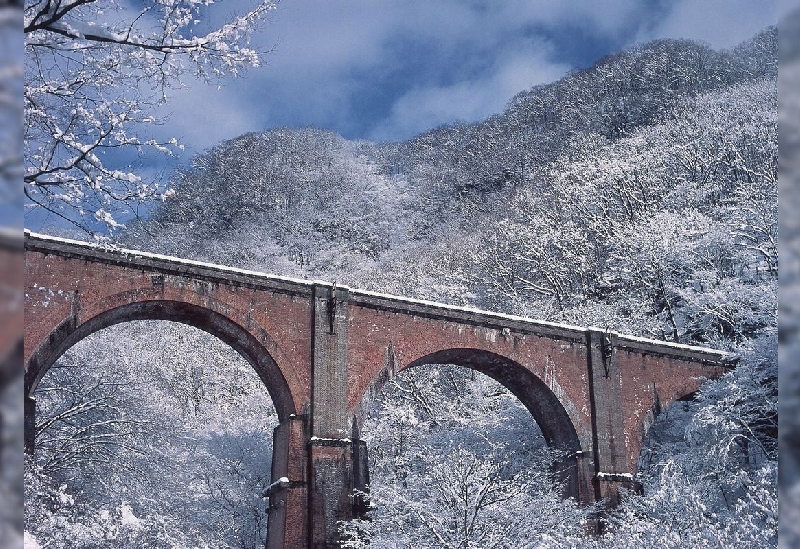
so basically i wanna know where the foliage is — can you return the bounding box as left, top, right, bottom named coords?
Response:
left=342, top=366, right=589, bottom=549
left=616, top=334, right=778, bottom=548
left=24, top=0, right=275, bottom=235
left=25, top=321, right=277, bottom=549
left=26, top=28, right=778, bottom=548
left=600, top=462, right=777, bottom=549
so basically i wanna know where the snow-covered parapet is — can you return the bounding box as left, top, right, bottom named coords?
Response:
left=612, top=332, right=739, bottom=366
left=24, top=230, right=316, bottom=292
left=23, top=230, right=737, bottom=367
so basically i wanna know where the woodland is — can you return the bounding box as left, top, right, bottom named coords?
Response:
left=24, top=20, right=778, bottom=549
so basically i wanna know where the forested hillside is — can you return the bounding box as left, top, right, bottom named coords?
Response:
left=26, top=28, right=778, bottom=548
left=129, top=28, right=776, bottom=347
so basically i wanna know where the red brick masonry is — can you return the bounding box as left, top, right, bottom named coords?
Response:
left=23, top=231, right=736, bottom=549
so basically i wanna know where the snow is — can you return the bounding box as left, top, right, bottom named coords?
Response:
left=262, top=476, right=290, bottom=497
left=22, top=28, right=778, bottom=547
left=23, top=532, right=40, bottom=549
left=613, top=332, right=738, bottom=360
left=350, top=286, right=590, bottom=334
left=596, top=472, right=635, bottom=481
left=24, top=230, right=734, bottom=362
left=49, top=21, right=132, bottom=43
left=310, top=436, right=353, bottom=443
left=119, top=503, right=141, bottom=528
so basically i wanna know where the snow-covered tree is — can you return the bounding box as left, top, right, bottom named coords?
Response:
left=24, top=0, right=275, bottom=235
left=342, top=365, right=590, bottom=549
left=601, top=336, right=777, bottom=548
left=26, top=321, right=278, bottom=548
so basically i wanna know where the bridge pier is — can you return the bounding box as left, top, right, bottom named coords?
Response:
left=308, top=438, right=369, bottom=548
left=586, top=329, right=642, bottom=506
left=307, top=284, right=369, bottom=548
left=267, top=415, right=310, bottom=549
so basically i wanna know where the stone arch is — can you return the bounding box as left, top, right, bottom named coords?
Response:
left=24, top=300, right=296, bottom=422
left=357, top=347, right=585, bottom=502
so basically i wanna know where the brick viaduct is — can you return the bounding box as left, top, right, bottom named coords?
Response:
left=22, top=231, right=736, bottom=548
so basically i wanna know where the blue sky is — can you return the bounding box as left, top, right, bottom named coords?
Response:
left=154, top=0, right=782, bottom=155
left=20, top=0, right=787, bottom=233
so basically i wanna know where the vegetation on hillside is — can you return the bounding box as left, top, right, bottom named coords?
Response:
left=26, top=28, right=777, bottom=548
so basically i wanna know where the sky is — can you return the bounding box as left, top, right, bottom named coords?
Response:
left=155, top=0, right=783, bottom=157
left=17, top=0, right=788, bottom=232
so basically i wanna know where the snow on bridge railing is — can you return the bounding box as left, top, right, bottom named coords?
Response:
left=613, top=333, right=738, bottom=366
left=348, top=287, right=738, bottom=365
left=24, top=231, right=737, bottom=366
left=24, top=229, right=318, bottom=294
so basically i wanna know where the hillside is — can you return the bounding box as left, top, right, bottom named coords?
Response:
left=28, top=28, right=778, bottom=548
left=130, top=27, right=776, bottom=345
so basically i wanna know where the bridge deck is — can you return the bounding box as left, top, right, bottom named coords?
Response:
left=24, top=230, right=736, bottom=367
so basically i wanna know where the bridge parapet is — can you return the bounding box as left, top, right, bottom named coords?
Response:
left=613, top=332, right=738, bottom=365
left=24, top=230, right=316, bottom=297
left=22, top=229, right=739, bottom=366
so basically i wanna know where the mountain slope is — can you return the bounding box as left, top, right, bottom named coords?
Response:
left=29, top=28, right=778, bottom=549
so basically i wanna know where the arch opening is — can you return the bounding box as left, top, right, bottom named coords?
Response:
left=404, top=349, right=581, bottom=455
left=347, top=349, right=588, bottom=546
left=404, top=349, right=582, bottom=501
left=25, top=318, right=282, bottom=549
left=25, top=300, right=296, bottom=422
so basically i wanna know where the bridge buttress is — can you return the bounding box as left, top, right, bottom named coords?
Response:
left=309, top=284, right=368, bottom=548
left=586, top=329, right=636, bottom=506
left=311, top=283, right=350, bottom=439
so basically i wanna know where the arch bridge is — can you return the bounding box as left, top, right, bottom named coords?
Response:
left=22, top=231, right=735, bottom=548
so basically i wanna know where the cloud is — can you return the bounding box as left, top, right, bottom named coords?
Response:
left=636, top=0, right=779, bottom=49
left=158, top=84, right=261, bottom=152
left=149, top=0, right=782, bottom=154
left=246, top=0, right=582, bottom=141
left=491, top=0, right=647, bottom=37
left=369, top=46, right=570, bottom=141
